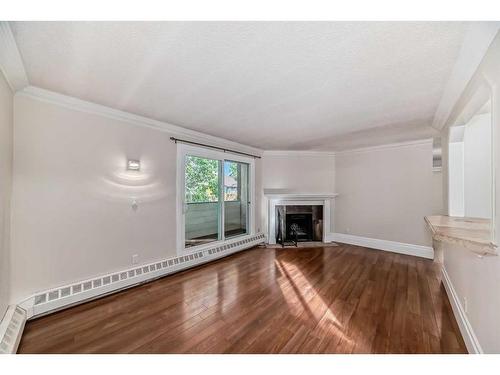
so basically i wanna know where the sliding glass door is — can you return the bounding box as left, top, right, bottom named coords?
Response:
left=182, top=150, right=252, bottom=250
left=184, top=155, right=221, bottom=248
left=224, top=160, right=249, bottom=238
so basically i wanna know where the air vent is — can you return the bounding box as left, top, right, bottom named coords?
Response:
left=0, top=306, right=27, bottom=354
left=72, top=284, right=82, bottom=294
left=34, top=294, right=46, bottom=305
left=48, top=291, right=59, bottom=301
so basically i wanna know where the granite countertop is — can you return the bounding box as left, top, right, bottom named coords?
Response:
left=424, top=215, right=497, bottom=256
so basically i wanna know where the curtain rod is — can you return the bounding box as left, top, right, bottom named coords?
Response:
left=170, top=137, right=261, bottom=159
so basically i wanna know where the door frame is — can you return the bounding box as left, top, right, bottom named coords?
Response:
left=176, top=143, right=256, bottom=255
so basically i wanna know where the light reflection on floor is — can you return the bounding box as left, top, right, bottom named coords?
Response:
left=274, top=257, right=354, bottom=349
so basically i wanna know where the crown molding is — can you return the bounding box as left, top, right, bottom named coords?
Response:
left=333, top=138, right=433, bottom=155
left=0, top=22, right=28, bottom=92
left=432, top=23, right=500, bottom=131
left=17, top=85, right=263, bottom=156
left=263, top=139, right=434, bottom=157
left=18, top=85, right=434, bottom=158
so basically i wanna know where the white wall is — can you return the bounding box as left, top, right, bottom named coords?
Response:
left=0, top=71, right=13, bottom=319
left=10, top=93, right=262, bottom=302
left=261, top=153, right=335, bottom=193
left=261, top=152, right=335, bottom=232
left=432, top=170, right=444, bottom=215
left=464, top=113, right=492, bottom=218
left=440, top=241, right=500, bottom=352
left=439, top=32, right=500, bottom=353
left=448, top=141, right=465, bottom=216
left=334, top=141, right=434, bottom=247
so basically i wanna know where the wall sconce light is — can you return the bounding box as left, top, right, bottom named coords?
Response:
left=131, top=199, right=139, bottom=211
left=127, top=159, right=141, bottom=171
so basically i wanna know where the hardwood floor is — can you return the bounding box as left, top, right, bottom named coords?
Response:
left=18, top=244, right=467, bottom=354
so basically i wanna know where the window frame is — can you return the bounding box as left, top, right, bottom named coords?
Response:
left=176, top=143, right=255, bottom=254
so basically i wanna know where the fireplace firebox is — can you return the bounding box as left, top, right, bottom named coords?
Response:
left=275, top=205, right=323, bottom=246
left=286, top=213, right=313, bottom=242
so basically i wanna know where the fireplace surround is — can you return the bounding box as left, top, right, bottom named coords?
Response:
left=264, top=190, right=338, bottom=245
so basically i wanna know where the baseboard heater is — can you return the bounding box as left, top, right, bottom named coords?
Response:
left=18, top=233, right=266, bottom=320
left=0, top=305, right=27, bottom=354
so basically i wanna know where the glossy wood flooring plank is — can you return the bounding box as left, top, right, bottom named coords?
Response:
left=18, top=245, right=467, bottom=354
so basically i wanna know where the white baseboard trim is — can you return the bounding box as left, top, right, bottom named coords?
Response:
left=0, top=305, right=27, bottom=354
left=441, top=267, right=482, bottom=354
left=328, top=233, right=434, bottom=259
left=18, top=233, right=265, bottom=320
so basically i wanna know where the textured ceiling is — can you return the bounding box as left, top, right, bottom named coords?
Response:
left=10, top=21, right=468, bottom=150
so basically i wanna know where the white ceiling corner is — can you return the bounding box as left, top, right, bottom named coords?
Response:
left=0, top=22, right=29, bottom=92
left=9, top=21, right=473, bottom=150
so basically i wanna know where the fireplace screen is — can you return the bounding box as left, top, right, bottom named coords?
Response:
left=275, top=205, right=323, bottom=246
left=286, top=213, right=313, bottom=241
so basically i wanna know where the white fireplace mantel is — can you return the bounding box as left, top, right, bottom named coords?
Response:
left=264, top=192, right=339, bottom=200
left=264, top=190, right=339, bottom=244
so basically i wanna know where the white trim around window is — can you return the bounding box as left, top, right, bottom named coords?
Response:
left=176, top=143, right=256, bottom=255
